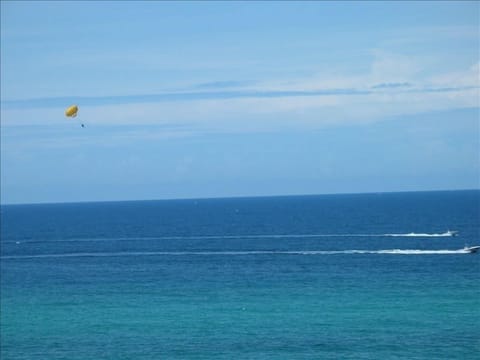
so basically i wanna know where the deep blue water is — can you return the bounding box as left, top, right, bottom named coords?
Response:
left=1, top=190, right=479, bottom=359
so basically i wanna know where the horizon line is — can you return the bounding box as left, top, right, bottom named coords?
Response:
left=1, top=188, right=478, bottom=207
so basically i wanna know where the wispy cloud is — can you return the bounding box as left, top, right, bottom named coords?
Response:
left=1, top=54, right=478, bottom=135
left=371, top=82, right=412, bottom=89
left=1, top=88, right=373, bottom=109
left=193, top=80, right=252, bottom=90
left=1, top=83, right=477, bottom=110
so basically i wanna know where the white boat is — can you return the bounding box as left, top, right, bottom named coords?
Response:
left=446, top=230, right=458, bottom=236
left=463, top=246, right=480, bottom=253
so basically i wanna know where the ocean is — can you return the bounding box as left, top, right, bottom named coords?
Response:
left=1, top=190, right=479, bottom=359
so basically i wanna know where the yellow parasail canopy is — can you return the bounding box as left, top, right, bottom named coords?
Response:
left=65, top=105, right=78, bottom=117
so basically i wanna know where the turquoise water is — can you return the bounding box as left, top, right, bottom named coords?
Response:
left=1, top=191, right=479, bottom=359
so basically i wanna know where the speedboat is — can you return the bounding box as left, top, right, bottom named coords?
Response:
left=446, top=230, right=458, bottom=236
left=463, top=246, right=480, bottom=253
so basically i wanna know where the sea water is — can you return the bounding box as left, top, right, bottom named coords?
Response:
left=1, top=190, right=479, bottom=359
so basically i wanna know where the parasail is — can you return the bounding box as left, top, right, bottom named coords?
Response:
left=65, top=105, right=78, bottom=118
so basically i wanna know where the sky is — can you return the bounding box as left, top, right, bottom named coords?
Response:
left=1, top=1, right=479, bottom=204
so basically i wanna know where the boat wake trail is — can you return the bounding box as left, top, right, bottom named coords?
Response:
left=3, top=231, right=458, bottom=244
left=1, top=249, right=471, bottom=259
left=385, top=232, right=456, bottom=237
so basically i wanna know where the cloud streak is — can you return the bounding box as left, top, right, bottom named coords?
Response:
left=1, top=58, right=478, bottom=136
left=1, top=84, right=477, bottom=109
left=371, top=82, right=412, bottom=89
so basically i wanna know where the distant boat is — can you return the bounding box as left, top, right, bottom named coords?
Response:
left=446, top=230, right=458, bottom=236
left=463, top=246, right=480, bottom=254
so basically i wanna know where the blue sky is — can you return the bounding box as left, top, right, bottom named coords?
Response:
left=1, top=1, right=479, bottom=204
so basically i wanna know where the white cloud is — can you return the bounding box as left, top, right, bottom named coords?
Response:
left=370, top=50, right=422, bottom=84
left=427, top=62, right=480, bottom=88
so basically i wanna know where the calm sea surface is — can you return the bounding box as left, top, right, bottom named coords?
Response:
left=1, top=191, right=479, bottom=359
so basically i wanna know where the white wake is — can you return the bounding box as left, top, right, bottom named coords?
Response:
left=1, top=248, right=472, bottom=259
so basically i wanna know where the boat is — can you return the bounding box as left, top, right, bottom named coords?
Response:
left=446, top=230, right=458, bottom=236
left=463, top=246, right=480, bottom=253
